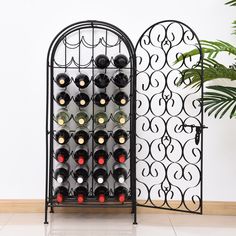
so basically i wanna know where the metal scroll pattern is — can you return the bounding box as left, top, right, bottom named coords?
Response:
left=135, top=21, right=203, bottom=213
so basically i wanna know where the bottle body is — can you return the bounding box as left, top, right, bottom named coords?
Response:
left=113, top=72, right=129, bottom=88
left=113, top=54, right=128, bottom=69
left=112, top=127, right=128, bottom=144
left=74, top=111, right=89, bottom=127
left=54, top=181, right=70, bottom=203
left=74, top=93, right=90, bottom=108
left=93, top=146, right=109, bottom=165
left=94, top=111, right=108, bottom=126
left=113, top=91, right=128, bottom=106
left=95, top=73, right=110, bottom=88
left=114, top=182, right=128, bottom=203
left=74, top=73, right=90, bottom=89
left=74, top=183, right=88, bottom=204
left=93, top=165, right=109, bottom=184
left=113, top=144, right=128, bottom=163
left=94, top=182, right=109, bottom=203
left=94, top=93, right=110, bottom=107
left=55, top=108, right=70, bottom=126
left=93, top=127, right=109, bottom=145
left=113, top=163, right=128, bottom=184
left=73, top=165, right=89, bottom=184
left=55, top=127, right=70, bottom=145
left=95, top=54, right=110, bottom=69
left=73, top=128, right=90, bottom=145
left=55, top=145, right=70, bottom=163
left=73, top=145, right=89, bottom=165
left=113, top=110, right=128, bottom=125
left=55, top=91, right=71, bottom=106
left=54, top=163, right=70, bottom=183
left=55, top=73, right=71, bottom=88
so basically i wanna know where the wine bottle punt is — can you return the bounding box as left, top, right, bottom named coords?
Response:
left=74, top=183, right=88, bottom=204
left=114, top=183, right=128, bottom=203
left=54, top=163, right=70, bottom=183
left=74, top=165, right=89, bottom=184
left=113, top=54, right=128, bottom=69
left=74, top=111, right=89, bottom=127
left=55, top=128, right=70, bottom=144
left=113, top=91, right=128, bottom=106
left=74, top=93, right=90, bottom=108
left=113, top=110, right=128, bottom=125
left=95, top=54, right=110, bottom=69
left=113, top=72, right=129, bottom=88
left=55, top=108, right=70, bottom=126
left=73, top=145, right=89, bottom=165
left=74, top=73, right=90, bottom=89
left=55, top=73, right=71, bottom=88
left=93, top=165, right=109, bottom=184
left=94, top=93, right=110, bottom=107
left=113, top=144, right=128, bottom=163
left=54, top=181, right=69, bottom=203
left=55, top=91, right=71, bottom=106
left=55, top=145, right=70, bottom=163
left=94, top=182, right=109, bottom=203
left=73, top=128, right=90, bottom=145
left=112, top=127, right=128, bottom=144
left=94, top=73, right=110, bottom=88
left=113, top=163, right=128, bottom=184
left=93, top=146, right=109, bottom=165
left=94, top=128, right=109, bottom=145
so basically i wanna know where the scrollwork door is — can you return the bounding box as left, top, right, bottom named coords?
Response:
left=135, top=20, right=204, bottom=213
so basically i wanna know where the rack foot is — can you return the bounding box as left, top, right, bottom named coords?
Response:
left=44, top=221, right=49, bottom=224
left=50, top=208, right=54, bottom=213
left=133, top=221, right=138, bottom=225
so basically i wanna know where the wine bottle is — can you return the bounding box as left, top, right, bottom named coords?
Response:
left=55, top=91, right=71, bottom=106
left=55, top=73, right=71, bottom=88
left=74, top=183, right=88, bottom=204
left=74, top=73, right=90, bottom=89
left=113, top=110, right=128, bottom=125
left=73, top=165, right=89, bottom=184
left=113, top=72, right=129, bottom=88
left=113, top=145, right=128, bottom=163
left=54, top=181, right=69, bottom=203
left=94, top=182, right=109, bottom=203
left=112, top=127, right=128, bottom=144
left=113, top=163, right=128, bottom=184
left=54, top=163, right=70, bottom=183
left=74, top=111, right=89, bottom=127
left=93, top=146, right=109, bottom=165
left=73, top=128, right=90, bottom=145
left=55, top=108, right=70, bottom=126
left=113, top=91, right=128, bottom=106
left=74, top=93, right=90, bottom=108
left=94, top=93, right=110, bottom=107
left=93, top=127, right=109, bottom=145
left=114, top=182, right=128, bottom=203
left=73, top=145, right=89, bottom=165
left=55, top=127, right=70, bottom=144
left=94, top=111, right=108, bottom=126
left=95, top=54, right=110, bottom=69
left=93, top=165, right=109, bottom=184
left=113, top=54, right=128, bottom=69
left=55, top=145, right=70, bottom=163
left=94, top=73, right=110, bottom=88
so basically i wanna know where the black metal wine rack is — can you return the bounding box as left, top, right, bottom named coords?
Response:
left=45, top=20, right=204, bottom=225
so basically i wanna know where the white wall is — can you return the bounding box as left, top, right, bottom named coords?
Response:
left=0, top=0, right=235, bottom=200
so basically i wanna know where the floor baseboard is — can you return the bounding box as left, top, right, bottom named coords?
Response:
left=0, top=200, right=235, bottom=215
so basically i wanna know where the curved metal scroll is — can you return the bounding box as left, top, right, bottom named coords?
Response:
left=135, top=20, right=203, bottom=214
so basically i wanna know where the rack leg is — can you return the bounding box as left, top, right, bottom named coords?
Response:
left=44, top=201, right=48, bottom=224
left=50, top=207, right=54, bottom=213
left=133, top=210, right=137, bottom=225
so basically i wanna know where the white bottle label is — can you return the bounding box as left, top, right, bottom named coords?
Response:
left=97, top=176, right=104, bottom=184
left=57, top=175, right=63, bottom=183
left=77, top=176, right=84, bottom=184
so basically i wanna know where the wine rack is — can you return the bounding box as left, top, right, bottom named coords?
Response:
left=45, top=20, right=205, bottom=225
left=45, top=21, right=137, bottom=224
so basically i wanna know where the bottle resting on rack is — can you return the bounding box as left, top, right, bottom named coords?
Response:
left=55, top=90, right=71, bottom=106
left=113, top=90, right=129, bottom=106
left=73, top=145, right=89, bottom=165
left=114, top=182, right=128, bottom=203
left=73, top=127, right=90, bottom=145
left=54, top=181, right=70, bottom=203
left=94, top=92, right=110, bottom=107
left=54, top=163, right=70, bottom=183
left=112, top=127, right=128, bottom=144
left=93, top=127, right=109, bottom=145
left=55, top=144, right=70, bottom=163
left=74, top=111, right=89, bottom=127
left=95, top=54, right=110, bottom=69
left=55, top=127, right=70, bottom=144
left=73, top=164, right=89, bottom=184
left=113, top=110, right=128, bottom=125
left=94, top=182, right=109, bottom=203
left=94, top=111, right=108, bottom=126
left=113, top=144, right=128, bottom=163
left=55, top=108, right=70, bottom=126
left=93, top=165, right=109, bottom=184
left=94, top=73, right=110, bottom=88
left=55, top=73, right=71, bottom=88
left=74, top=73, right=90, bottom=89
left=113, top=163, right=128, bottom=184
left=113, top=72, right=129, bottom=88
left=74, top=93, right=90, bottom=108
left=113, top=54, right=128, bottom=69
left=93, top=146, right=109, bottom=165
left=74, top=183, right=88, bottom=204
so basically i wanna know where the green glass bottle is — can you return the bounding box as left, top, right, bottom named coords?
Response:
left=74, top=111, right=89, bottom=126
left=113, top=110, right=128, bottom=125
left=55, top=108, right=70, bottom=126
left=94, top=111, right=108, bottom=126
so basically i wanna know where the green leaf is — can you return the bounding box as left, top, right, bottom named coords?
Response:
left=203, top=86, right=236, bottom=118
